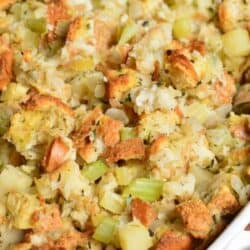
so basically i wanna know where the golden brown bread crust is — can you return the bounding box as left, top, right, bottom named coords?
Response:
left=106, top=69, right=137, bottom=106
left=176, top=200, right=213, bottom=239
left=208, top=186, right=240, bottom=215
left=42, top=137, right=69, bottom=173
left=96, top=115, right=123, bottom=147
left=18, top=229, right=91, bottom=250
left=148, top=135, right=168, bottom=156
left=168, top=52, right=199, bottom=83
left=230, top=118, right=250, bottom=141
left=0, top=0, right=17, bottom=10
left=47, top=0, right=70, bottom=26
left=103, top=138, right=145, bottom=164
left=155, top=230, right=193, bottom=250
left=214, top=73, right=236, bottom=105
left=0, top=46, right=13, bottom=90
left=23, top=94, right=75, bottom=116
left=94, top=19, right=115, bottom=51
left=47, top=0, right=70, bottom=41
left=131, top=198, right=157, bottom=227
left=31, top=205, right=62, bottom=232
left=67, top=17, right=82, bottom=42
left=71, top=107, right=103, bottom=162
left=187, top=40, right=206, bottom=56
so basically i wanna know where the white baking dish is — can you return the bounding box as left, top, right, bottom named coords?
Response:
left=208, top=202, right=250, bottom=250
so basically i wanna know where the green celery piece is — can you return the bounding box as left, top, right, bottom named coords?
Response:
left=93, top=217, right=118, bottom=244
left=120, top=127, right=136, bottom=141
left=118, top=20, right=138, bottom=45
left=123, top=178, right=163, bottom=202
left=82, top=160, right=108, bottom=182
left=26, top=18, right=47, bottom=34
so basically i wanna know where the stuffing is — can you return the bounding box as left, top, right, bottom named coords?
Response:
left=42, top=137, right=70, bottom=173
left=23, top=94, right=74, bottom=117
left=149, top=135, right=191, bottom=179
left=6, top=192, right=41, bottom=229
left=7, top=95, right=75, bottom=160
left=1, top=83, right=28, bottom=104
left=208, top=185, right=240, bottom=215
left=96, top=115, right=123, bottom=147
left=165, top=50, right=199, bottom=90
left=55, top=160, right=92, bottom=199
left=1, top=0, right=250, bottom=249
left=155, top=229, right=193, bottom=250
left=0, top=0, right=16, bottom=10
left=106, top=68, right=138, bottom=107
left=71, top=107, right=104, bottom=163
left=47, top=0, right=70, bottom=40
left=131, top=198, right=157, bottom=227
left=0, top=41, right=13, bottom=90
left=131, top=85, right=182, bottom=114
left=94, top=19, right=116, bottom=51
left=38, top=230, right=90, bottom=250
left=176, top=199, right=213, bottom=239
left=218, top=0, right=244, bottom=32
left=31, top=205, right=62, bottom=232
left=131, top=23, right=172, bottom=74
left=14, top=229, right=90, bottom=250
left=103, top=138, right=145, bottom=164
left=0, top=165, right=32, bottom=197
left=163, top=174, right=196, bottom=199
left=137, top=111, right=180, bottom=142
left=214, top=73, right=236, bottom=105
left=66, top=16, right=83, bottom=42
left=230, top=115, right=250, bottom=141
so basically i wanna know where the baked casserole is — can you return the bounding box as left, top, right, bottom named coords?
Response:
left=0, top=0, right=250, bottom=249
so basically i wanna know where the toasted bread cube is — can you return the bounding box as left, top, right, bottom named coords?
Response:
left=166, top=51, right=199, bottom=90
left=31, top=205, right=62, bottom=232
left=208, top=186, right=239, bottom=215
left=176, top=199, right=212, bottom=239
left=155, top=230, right=193, bottom=250
left=71, top=107, right=103, bottom=163
left=103, top=138, right=145, bottom=164
left=47, top=0, right=70, bottom=27
left=0, top=47, right=13, bottom=90
left=96, top=115, right=123, bottom=147
left=94, top=19, right=116, bottom=51
left=106, top=68, right=137, bottom=106
left=24, top=94, right=74, bottom=116
left=218, top=0, right=243, bottom=32
left=131, top=198, right=157, bottom=227
left=0, top=0, right=16, bottom=10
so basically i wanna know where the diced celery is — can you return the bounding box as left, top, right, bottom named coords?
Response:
left=119, top=221, right=152, bottom=250
left=118, top=20, right=138, bottom=45
left=82, top=160, right=108, bottom=182
left=93, top=217, right=118, bottom=244
left=70, top=57, right=94, bottom=72
left=92, top=212, right=108, bottom=227
left=120, top=127, right=136, bottom=141
left=26, top=18, right=47, bottom=34
left=173, top=18, right=193, bottom=39
left=222, top=28, right=250, bottom=57
left=100, top=191, right=125, bottom=214
left=123, top=178, right=163, bottom=202
left=115, top=167, right=138, bottom=186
